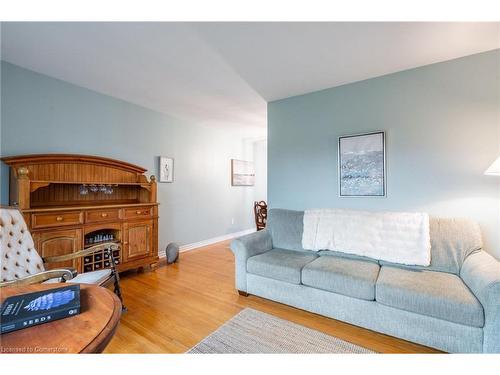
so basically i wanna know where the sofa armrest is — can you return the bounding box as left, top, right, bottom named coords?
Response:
left=230, top=230, right=273, bottom=292
left=0, top=268, right=77, bottom=288
left=460, top=250, right=500, bottom=353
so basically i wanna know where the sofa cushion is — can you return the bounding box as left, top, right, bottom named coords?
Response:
left=247, top=248, right=317, bottom=284
left=302, top=256, right=380, bottom=301
left=267, top=209, right=305, bottom=252
left=318, top=249, right=379, bottom=263
left=380, top=217, right=482, bottom=275
left=376, top=266, right=484, bottom=328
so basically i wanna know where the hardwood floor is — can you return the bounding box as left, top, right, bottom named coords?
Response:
left=104, top=240, right=441, bottom=353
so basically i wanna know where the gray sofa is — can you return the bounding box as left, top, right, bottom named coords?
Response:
left=230, top=208, right=500, bottom=353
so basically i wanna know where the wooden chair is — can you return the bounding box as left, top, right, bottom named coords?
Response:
left=253, top=201, right=268, bottom=231
left=0, top=207, right=125, bottom=309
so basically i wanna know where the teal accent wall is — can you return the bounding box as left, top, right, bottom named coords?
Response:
left=0, top=61, right=265, bottom=250
left=268, top=50, right=500, bottom=257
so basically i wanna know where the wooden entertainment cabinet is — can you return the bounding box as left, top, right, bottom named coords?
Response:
left=2, top=154, right=159, bottom=273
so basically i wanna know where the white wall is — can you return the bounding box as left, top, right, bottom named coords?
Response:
left=253, top=138, right=268, bottom=203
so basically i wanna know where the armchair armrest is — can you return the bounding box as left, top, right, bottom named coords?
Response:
left=460, top=250, right=500, bottom=353
left=230, top=230, right=272, bottom=292
left=0, top=268, right=77, bottom=288
left=43, top=242, right=120, bottom=263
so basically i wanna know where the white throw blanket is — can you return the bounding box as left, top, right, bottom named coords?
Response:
left=302, top=208, right=431, bottom=266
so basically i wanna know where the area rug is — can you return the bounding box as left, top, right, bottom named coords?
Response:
left=187, top=308, right=375, bottom=353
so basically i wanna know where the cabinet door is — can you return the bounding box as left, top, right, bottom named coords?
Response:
left=33, top=229, right=83, bottom=271
left=123, top=221, right=152, bottom=261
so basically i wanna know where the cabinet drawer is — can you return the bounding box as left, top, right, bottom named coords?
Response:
left=32, top=211, right=83, bottom=229
left=85, top=209, right=121, bottom=223
left=123, top=207, right=153, bottom=220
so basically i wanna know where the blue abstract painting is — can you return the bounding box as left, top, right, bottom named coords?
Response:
left=339, top=132, right=385, bottom=197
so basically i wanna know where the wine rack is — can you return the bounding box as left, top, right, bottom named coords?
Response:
left=83, top=229, right=121, bottom=273
left=83, top=246, right=121, bottom=273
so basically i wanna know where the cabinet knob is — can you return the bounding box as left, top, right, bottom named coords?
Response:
left=56, top=216, right=64, bottom=222
left=136, top=210, right=141, bottom=214
left=101, top=213, right=108, bottom=217
left=123, top=241, right=129, bottom=245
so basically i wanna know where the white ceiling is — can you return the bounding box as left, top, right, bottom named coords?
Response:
left=1, top=22, right=499, bottom=129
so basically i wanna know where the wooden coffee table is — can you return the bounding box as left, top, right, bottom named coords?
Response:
left=0, top=283, right=122, bottom=353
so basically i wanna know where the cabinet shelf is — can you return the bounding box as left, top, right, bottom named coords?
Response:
left=24, top=202, right=158, bottom=213
left=30, top=180, right=152, bottom=193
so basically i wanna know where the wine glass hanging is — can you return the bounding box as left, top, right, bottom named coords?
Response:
left=79, top=184, right=115, bottom=195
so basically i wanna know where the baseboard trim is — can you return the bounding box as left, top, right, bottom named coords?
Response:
left=158, top=228, right=255, bottom=257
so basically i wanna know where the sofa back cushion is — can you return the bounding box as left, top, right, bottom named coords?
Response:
left=267, top=209, right=304, bottom=251
left=268, top=209, right=483, bottom=274
left=377, top=217, right=482, bottom=274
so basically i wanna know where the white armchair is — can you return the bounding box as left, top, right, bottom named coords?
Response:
left=0, top=207, right=125, bottom=309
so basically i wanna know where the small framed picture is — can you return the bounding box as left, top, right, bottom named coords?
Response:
left=159, top=156, right=174, bottom=183
left=338, top=131, right=386, bottom=197
left=231, top=159, right=255, bottom=186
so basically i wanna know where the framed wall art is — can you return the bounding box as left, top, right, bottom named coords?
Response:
left=159, top=156, right=174, bottom=183
left=231, top=159, right=255, bottom=186
left=338, top=131, right=386, bottom=197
